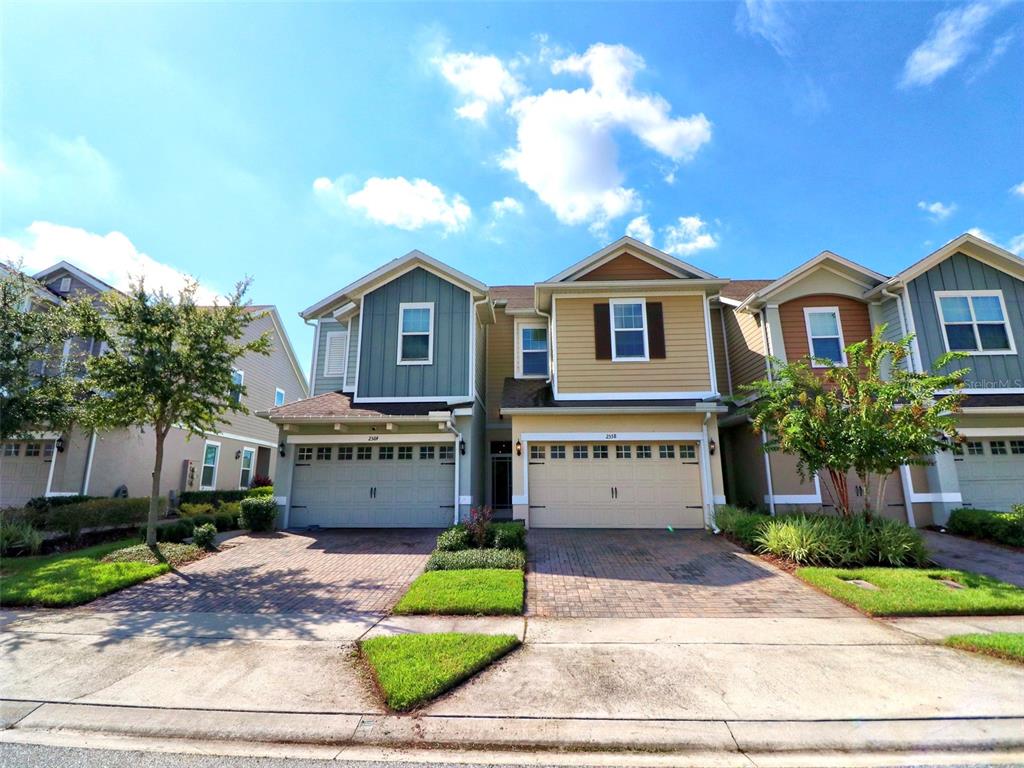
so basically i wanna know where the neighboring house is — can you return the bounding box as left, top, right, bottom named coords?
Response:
left=493, top=237, right=728, bottom=529
left=265, top=251, right=492, bottom=528
left=0, top=261, right=308, bottom=508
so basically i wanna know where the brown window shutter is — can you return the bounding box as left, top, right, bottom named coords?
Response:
left=594, top=303, right=611, bottom=360
left=647, top=302, right=666, bottom=359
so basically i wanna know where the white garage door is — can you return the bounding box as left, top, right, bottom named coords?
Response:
left=0, top=442, right=52, bottom=508
left=528, top=441, right=704, bottom=529
left=957, top=438, right=1024, bottom=512
left=289, top=442, right=455, bottom=528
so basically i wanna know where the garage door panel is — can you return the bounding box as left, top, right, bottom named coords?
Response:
left=957, top=439, right=1024, bottom=512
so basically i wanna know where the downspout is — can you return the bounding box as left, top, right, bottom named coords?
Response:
left=444, top=419, right=462, bottom=525
left=880, top=287, right=920, bottom=372
left=81, top=430, right=97, bottom=494
left=759, top=308, right=777, bottom=516
left=702, top=412, right=719, bottom=533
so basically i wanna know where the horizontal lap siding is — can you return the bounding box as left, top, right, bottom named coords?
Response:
left=710, top=307, right=729, bottom=394
left=909, top=251, right=1024, bottom=388
left=555, top=295, right=711, bottom=393
left=578, top=253, right=677, bottom=281
left=486, top=310, right=515, bottom=421
left=723, top=307, right=767, bottom=390
left=778, top=295, right=871, bottom=365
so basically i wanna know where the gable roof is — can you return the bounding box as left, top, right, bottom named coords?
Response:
left=1, top=263, right=63, bottom=305
left=735, top=250, right=887, bottom=311
left=33, top=260, right=116, bottom=294
left=719, top=279, right=772, bottom=303
left=866, top=233, right=1024, bottom=297
left=301, top=249, right=488, bottom=319
left=547, top=236, right=718, bottom=282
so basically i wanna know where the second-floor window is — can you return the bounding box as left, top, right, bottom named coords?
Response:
left=275, top=388, right=285, bottom=407
left=935, top=291, right=1015, bottom=354
left=804, top=307, right=846, bottom=367
left=398, top=302, right=433, bottom=365
left=610, top=299, right=648, bottom=361
left=518, top=323, right=548, bottom=377
left=230, top=369, right=244, bottom=404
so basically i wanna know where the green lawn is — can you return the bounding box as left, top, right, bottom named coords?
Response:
left=945, top=633, right=1024, bottom=664
left=797, top=567, right=1024, bottom=616
left=0, top=538, right=176, bottom=607
left=361, top=632, right=520, bottom=711
left=392, top=569, right=524, bottom=615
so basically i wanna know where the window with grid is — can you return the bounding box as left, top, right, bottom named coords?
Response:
left=439, top=445, right=454, bottom=461
left=520, top=325, right=549, bottom=377
left=804, top=308, right=846, bottom=366
left=636, top=445, right=652, bottom=459
left=378, top=446, right=394, bottom=460
left=965, top=441, right=984, bottom=456
left=398, top=303, right=433, bottom=363
left=550, top=445, right=566, bottom=459
left=610, top=299, right=648, bottom=360
left=398, top=446, right=413, bottom=460
left=43, top=443, right=54, bottom=459
left=615, top=444, right=631, bottom=459
left=530, top=445, right=545, bottom=460
left=297, top=446, right=313, bottom=461
left=936, top=292, right=1015, bottom=353
left=1011, top=440, right=1024, bottom=455
left=25, top=443, right=41, bottom=457
left=990, top=440, right=1008, bottom=455
left=658, top=445, right=675, bottom=459
left=592, top=445, right=608, bottom=459
left=338, top=446, right=353, bottom=460
left=316, top=447, right=332, bottom=461
left=420, top=446, right=435, bottom=460
left=357, top=446, right=372, bottom=460
left=3, top=443, right=19, bottom=457
left=679, top=444, right=696, bottom=460
left=573, top=445, right=588, bottom=459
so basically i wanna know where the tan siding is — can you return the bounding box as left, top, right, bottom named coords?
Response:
left=722, top=424, right=768, bottom=508
left=779, top=295, right=871, bottom=366
left=709, top=307, right=729, bottom=394
left=578, top=253, right=677, bottom=281
left=723, top=307, right=767, bottom=390
left=555, top=295, right=711, bottom=393
left=485, top=309, right=515, bottom=421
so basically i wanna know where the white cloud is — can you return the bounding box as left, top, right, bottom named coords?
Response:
left=490, top=197, right=524, bottom=217
left=1008, top=234, right=1024, bottom=255
left=499, top=43, right=712, bottom=231
left=433, top=51, right=523, bottom=122
left=662, top=215, right=718, bottom=256
left=0, top=222, right=220, bottom=302
left=625, top=215, right=654, bottom=245
left=1, top=135, right=117, bottom=214
left=917, top=200, right=957, bottom=221
left=736, top=0, right=794, bottom=56
left=314, top=175, right=471, bottom=234
left=968, top=29, right=1016, bottom=81
left=969, top=228, right=1024, bottom=255
left=899, top=2, right=1000, bottom=88
left=1011, top=181, right=1024, bottom=197
left=967, top=226, right=993, bottom=241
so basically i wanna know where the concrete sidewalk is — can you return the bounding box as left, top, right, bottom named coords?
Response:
left=2, top=609, right=1023, bottom=759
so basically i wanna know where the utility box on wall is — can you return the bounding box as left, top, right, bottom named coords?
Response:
left=181, top=459, right=197, bottom=492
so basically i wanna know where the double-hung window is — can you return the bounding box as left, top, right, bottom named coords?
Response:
left=803, top=307, right=846, bottom=366
left=230, top=369, right=244, bottom=405
left=518, top=323, right=549, bottom=377
left=609, top=299, right=648, bottom=361
left=397, top=303, right=433, bottom=364
left=935, top=291, right=1016, bottom=354
left=200, top=442, right=220, bottom=489
left=239, top=447, right=255, bottom=488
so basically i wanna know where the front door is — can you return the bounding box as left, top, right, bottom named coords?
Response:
left=491, top=440, right=512, bottom=509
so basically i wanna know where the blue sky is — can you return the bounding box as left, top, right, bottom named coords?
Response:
left=2, top=1, right=1022, bottom=368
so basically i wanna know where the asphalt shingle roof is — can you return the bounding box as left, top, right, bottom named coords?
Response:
left=268, top=391, right=464, bottom=420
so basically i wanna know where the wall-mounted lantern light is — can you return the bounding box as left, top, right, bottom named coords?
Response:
left=55, top=436, right=65, bottom=453
left=459, top=438, right=466, bottom=456
left=235, top=449, right=242, bottom=460
left=278, top=442, right=287, bottom=458
left=515, top=440, right=522, bottom=456
left=708, top=439, right=716, bottom=456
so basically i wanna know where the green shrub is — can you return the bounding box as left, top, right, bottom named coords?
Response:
left=872, top=517, right=928, bottom=566
left=25, top=494, right=93, bottom=512
left=490, top=522, right=526, bottom=551
left=213, top=512, right=237, bottom=532
left=219, top=501, right=241, bottom=519
left=179, top=503, right=215, bottom=518
left=715, top=505, right=769, bottom=548
left=102, top=542, right=205, bottom=568
left=246, top=486, right=274, bottom=497
left=178, top=489, right=249, bottom=507
left=948, top=507, right=1024, bottom=547
left=188, top=514, right=216, bottom=529
left=0, top=519, right=44, bottom=556
left=139, top=520, right=192, bottom=544
left=753, top=514, right=926, bottom=568
left=192, top=523, right=217, bottom=550
left=47, top=497, right=166, bottom=543
left=238, top=496, right=277, bottom=532
left=436, top=525, right=472, bottom=552
left=426, top=548, right=526, bottom=571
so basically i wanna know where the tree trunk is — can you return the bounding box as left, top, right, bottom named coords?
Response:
left=874, top=473, right=889, bottom=522
left=148, top=430, right=165, bottom=547
left=828, top=468, right=851, bottom=517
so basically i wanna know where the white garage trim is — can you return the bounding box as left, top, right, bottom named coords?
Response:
left=898, top=463, right=961, bottom=514
left=286, top=433, right=456, bottom=444
left=958, top=427, right=1024, bottom=437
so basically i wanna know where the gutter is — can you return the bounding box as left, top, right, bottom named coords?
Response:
left=500, top=405, right=729, bottom=416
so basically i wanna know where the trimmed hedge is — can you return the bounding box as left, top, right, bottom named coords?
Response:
left=178, top=489, right=249, bottom=506
left=435, top=522, right=526, bottom=553
left=238, top=495, right=277, bottom=532
left=44, top=497, right=167, bottom=543
left=25, top=494, right=94, bottom=512
left=948, top=507, right=1024, bottom=548
left=139, top=519, right=193, bottom=543
left=715, top=506, right=927, bottom=567
left=248, top=486, right=274, bottom=497
left=426, top=548, right=526, bottom=571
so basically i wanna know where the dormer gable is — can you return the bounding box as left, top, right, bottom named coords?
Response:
left=547, top=237, right=716, bottom=283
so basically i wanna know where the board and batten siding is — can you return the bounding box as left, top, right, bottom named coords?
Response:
left=554, top=294, right=711, bottom=394
left=722, top=306, right=767, bottom=391
left=312, top=318, right=347, bottom=396
left=778, top=296, right=871, bottom=365
left=908, top=251, right=1024, bottom=388
left=358, top=267, right=471, bottom=399
left=878, top=297, right=909, bottom=371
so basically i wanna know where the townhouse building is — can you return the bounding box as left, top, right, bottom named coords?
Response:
left=0, top=261, right=308, bottom=508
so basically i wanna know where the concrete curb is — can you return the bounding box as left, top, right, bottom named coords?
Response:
left=6, top=700, right=1024, bottom=755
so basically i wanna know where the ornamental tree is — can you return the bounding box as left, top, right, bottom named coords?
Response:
left=76, top=279, right=271, bottom=545
left=0, top=264, right=87, bottom=443
left=747, top=326, right=966, bottom=517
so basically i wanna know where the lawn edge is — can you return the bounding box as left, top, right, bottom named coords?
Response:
left=944, top=635, right=1024, bottom=665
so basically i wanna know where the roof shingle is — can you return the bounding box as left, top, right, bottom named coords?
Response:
left=268, top=391, right=464, bottom=420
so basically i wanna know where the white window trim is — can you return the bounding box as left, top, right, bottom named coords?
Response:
left=803, top=306, right=847, bottom=368
left=515, top=319, right=549, bottom=379
left=397, top=302, right=434, bottom=366
left=275, top=388, right=286, bottom=407
left=322, top=331, right=348, bottom=377
left=609, top=297, right=649, bottom=362
left=200, top=440, right=221, bottom=490
left=58, top=276, right=71, bottom=292
left=934, top=290, right=1017, bottom=356
left=238, top=446, right=256, bottom=489
left=231, top=369, right=244, bottom=404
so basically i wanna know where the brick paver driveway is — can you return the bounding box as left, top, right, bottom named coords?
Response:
left=923, top=530, right=1024, bottom=587
left=93, top=529, right=437, bottom=615
left=527, top=529, right=854, bottom=618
